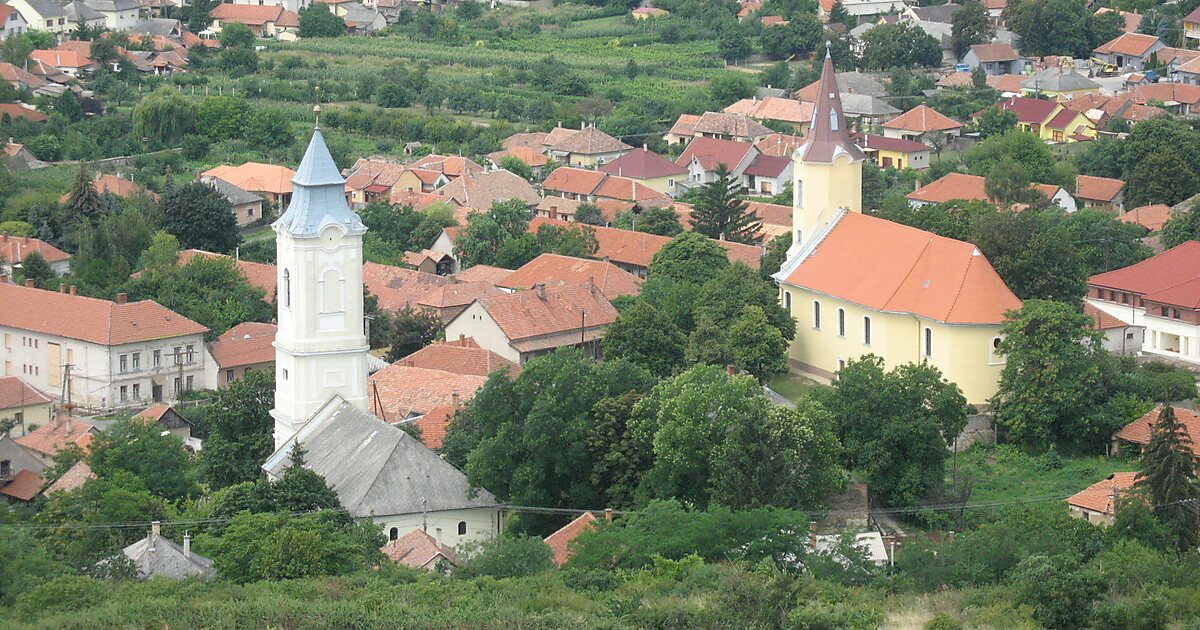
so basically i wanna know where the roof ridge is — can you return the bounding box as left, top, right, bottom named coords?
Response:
left=880, top=234, right=936, bottom=315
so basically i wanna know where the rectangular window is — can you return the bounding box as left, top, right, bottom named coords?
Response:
left=863, top=317, right=871, bottom=345
left=153, top=350, right=161, bottom=367
left=174, top=377, right=182, bottom=394
left=925, top=328, right=933, bottom=357
left=1122, top=293, right=1129, bottom=304
left=173, top=347, right=182, bottom=364
left=813, top=302, right=821, bottom=329
left=132, top=383, right=140, bottom=399
left=227, top=369, right=235, bottom=382
left=282, top=368, right=289, bottom=380
left=784, top=291, right=792, bottom=310
left=1174, top=309, right=1181, bottom=319
left=186, top=375, right=194, bottom=391
left=186, top=345, right=195, bottom=364
left=837, top=309, right=845, bottom=337
left=131, top=353, right=140, bottom=370
left=1161, top=307, right=1169, bottom=317
left=119, top=385, right=128, bottom=402
left=119, top=354, right=128, bottom=373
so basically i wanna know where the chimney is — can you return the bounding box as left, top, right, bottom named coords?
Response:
left=151, top=520, right=161, bottom=537
left=116, top=292, right=128, bottom=304
left=59, top=285, right=66, bottom=293
left=65, top=414, right=72, bottom=434
left=24, top=279, right=34, bottom=288
left=435, top=527, right=442, bottom=545
left=534, top=282, right=546, bottom=299
left=183, top=531, right=191, bottom=558
left=587, top=276, right=596, bottom=294
left=69, top=285, right=77, bottom=295
left=451, top=390, right=460, bottom=408
left=808, top=521, right=817, bottom=550
left=458, top=333, right=466, bottom=346
left=604, top=508, right=613, bottom=523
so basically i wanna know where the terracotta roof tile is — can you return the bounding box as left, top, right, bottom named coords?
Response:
left=597, top=148, right=686, bottom=179
left=15, top=417, right=95, bottom=458
left=206, top=322, right=276, bottom=369
left=369, top=365, right=487, bottom=420
left=548, top=126, right=630, bottom=155
left=454, top=264, right=514, bottom=285
left=745, top=201, right=792, bottom=229
left=58, top=174, right=157, bottom=204
left=0, top=376, right=52, bottom=410
left=986, top=96, right=1060, bottom=124
left=857, top=134, right=931, bottom=153
left=43, top=460, right=94, bottom=494
left=528, top=217, right=762, bottom=270
left=0, top=104, right=47, bottom=123
left=410, top=154, right=484, bottom=178
left=380, top=528, right=458, bottom=568
left=209, top=3, right=294, bottom=25
left=1076, top=175, right=1125, bottom=203
left=1067, top=471, right=1141, bottom=514
left=742, top=154, right=792, bottom=178
left=473, top=281, right=618, bottom=346
left=542, top=167, right=606, bottom=197
left=502, top=132, right=549, bottom=151
left=724, top=97, right=813, bottom=124
left=1116, top=405, right=1200, bottom=456
left=0, top=469, right=42, bottom=502
left=1118, top=204, right=1171, bottom=232
left=415, top=281, right=504, bottom=314
left=544, top=512, right=598, bottom=566
left=907, top=173, right=1059, bottom=205
left=883, top=104, right=963, bottom=133
left=29, top=49, right=95, bottom=70
left=969, top=43, right=1019, bottom=63
left=691, top=112, right=774, bottom=139
left=592, top=175, right=671, bottom=204
left=542, top=126, right=580, bottom=148
left=0, top=234, right=69, bottom=265
left=1125, top=83, right=1200, bottom=109
left=201, top=162, right=295, bottom=195
left=667, top=114, right=702, bottom=138
left=674, top=137, right=756, bottom=172
left=409, top=405, right=454, bottom=450
left=395, top=338, right=518, bottom=377
left=363, top=262, right=453, bottom=312
left=1094, top=32, right=1160, bottom=57
left=783, top=212, right=1022, bottom=324
left=487, top=145, right=548, bottom=169
left=0, top=283, right=207, bottom=345
left=434, top=169, right=540, bottom=208
left=1089, top=242, right=1200, bottom=308
left=343, top=157, right=407, bottom=193
left=502, top=253, right=643, bottom=299
left=1083, top=302, right=1132, bottom=330
left=755, top=133, right=805, bottom=157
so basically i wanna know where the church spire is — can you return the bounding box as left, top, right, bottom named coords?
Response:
left=274, top=127, right=366, bottom=237
left=798, top=44, right=864, bottom=164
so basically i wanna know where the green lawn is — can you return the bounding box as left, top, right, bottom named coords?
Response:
left=766, top=372, right=824, bottom=402
left=949, top=444, right=1138, bottom=505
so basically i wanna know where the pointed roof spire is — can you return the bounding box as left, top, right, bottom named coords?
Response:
left=798, top=45, right=864, bottom=164
left=274, top=129, right=366, bottom=237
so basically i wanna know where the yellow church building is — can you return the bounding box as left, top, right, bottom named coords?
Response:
left=773, top=50, right=1022, bottom=405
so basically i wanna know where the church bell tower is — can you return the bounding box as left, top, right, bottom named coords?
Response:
left=271, top=110, right=370, bottom=449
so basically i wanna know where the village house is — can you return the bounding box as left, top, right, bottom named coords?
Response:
left=368, top=363, right=487, bottom=421
left=43, top=459, right=92, bottom=494
left=500, top=253, right=643, bottom=300
left=135, top=403, right=197, bottom=447
left=115, top=522, right=214, bottom=579
left=486, top=146, right=548, bottom=180
left=1118, top=204, right=1172, bottom=233
left=15, top=415, right=96, bottom=465
left=1177, top=56, right=1200, bottom=87
left=1066, top=472, right=1140, bottom=525
left=1114, top=405, right=1200, bottom=466
left=4, top=0, right=67, bottom=37
left=631, top=6, right=668, bottom=19
left=543, top=124, right=631, bottom=167
left=1021, top=67, right=1101, bottom=100
left=775, top=51, right=1022, bottom=405
left=0, top=103, right=47, bottom=123
left=1185, top=6, right=1200, bottom=47
left=534, top=196, right=631, bottom=225
left=1093, top=32, right=1165, bottom=72
left=444, top=282, right=618, bottom=364
left=231, top=0, right=310, bottom=13
left=817, top=0, right=905, bottom=20
left=0, top=4, right=29, bottom=38
left=908, top=172, right=1078, bottom=213
left=433, top=168, right=540, bottom=209
left=743, top=154, right=794, bottom=196
left=855, top=134, right=931, bottom=170
left=961, top=43, right=1026, bottom=75
left=201, top=162, right=295, bottom=207
left=674, top=136, right=760, bottom=190
left=881, top=104, right=962, bottom=144
left=1075, top=175, right=1125, bottom=211
left=206, top=177, right=265, bottom=226
left=1061, top=93, right=1169, bottom=131
left=0, top=375, right=52, bottom=438
left=542, top=166, right=671, bottom=206
left=755, top=133, right=804, bottom=158
left=0, top=282, right=210, bottom=410
left=980, top=96, right=1096, bottom=143
left=1124, top=83, right=1200, bottom=116
left=0, top=234, right=70, bottom=277
left=28, top=49, right=95, bottom=77
left=1087, top=242, right=1200, bottom=364
left=0, top=429, right=45, bottom=482
left=901, top=2, right=961, bottom=24
left=723, top=97, right=814, bottom=135
left=380, top=529, right=459, bottom=571
left=82, top=0, right=143, bottom=31
left=596, top=148, right=688, bottom=197
left=208, top=4, right=299, bottom=40
left=403, top=249, right=455, bottom=276
left=205, top=321, right=276, bottom=388
left=0, top=467, right=41, bottom=504
left=544, top=512, right=599, bottom=567
left=409, top=154, right=484, bottom=180
left=2, top=141, right=45, bottom=172
left=57, top=173, right=157, bottom=205
left=1084, top=302, right=1143, bottom=356
left=665, top=111, right=776, bottom=145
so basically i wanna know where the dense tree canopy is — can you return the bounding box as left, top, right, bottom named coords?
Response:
left=159, top=182, right=239, bottom=254
left=859, top=23, right=941, bottom=70
left=201, top=371, right=275, bottom=490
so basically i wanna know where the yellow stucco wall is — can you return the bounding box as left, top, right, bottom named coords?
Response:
left=779, top=286, right=1006, bottom=405
left=633, top=174, right=679, bottom=196
left=792, top=154, right=862, bottom=247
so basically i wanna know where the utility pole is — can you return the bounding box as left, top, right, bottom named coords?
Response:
left=173, top=348, right=184, bottom=402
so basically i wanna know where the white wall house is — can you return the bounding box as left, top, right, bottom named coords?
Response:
left=83, top=0, right=142, bottom=30
left=5, top=0, right=68, bottom=37
left=0, top=283, right=210, bottom=411
left=0, top=5, right=29, bottom=39
left=231, top=0, right=311, bottom=14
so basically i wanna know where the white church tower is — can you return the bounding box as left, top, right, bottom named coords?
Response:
left=271, top=113, right=370, bottom=449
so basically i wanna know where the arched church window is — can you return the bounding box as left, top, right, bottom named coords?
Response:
left=796, top=179, right=804, bottom=208
left=389, top=527, right=399, bottom=541
left=283, top=269, right=291, bottom=308
left=319, top=269, right=344, bottom=313
left=458, top=521, right=467, bottom=535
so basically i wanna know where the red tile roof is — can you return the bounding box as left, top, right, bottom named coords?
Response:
left=542, top=167, right=606, bottom=197
left=1076, top=175, right=1125, bottom=203
left=1118, top=204, right=1171, bottom=232
left=527, top=217, right=762, bottom=270
left=175, top=249, right=277, bottom=300
left=1084, top=302, right=1132, bottom=331
left=0, top=234, right=69, bottom=265
left=745, top=201, right=792, bottom=230
left=1115, top=405, right=1200, bottom=457
left=454, top=264, right=514, bottom=285
left=667, top=113, right=702, bottom=138
left=201, top=163, right=295, bottom=196
left=969, top=43, right=1019, bottom=63
left=43, top=460, right=94, bottom=495
left=547, top=126, right=630, bottom=155
left=988, top=96, right=1059, bottom=124
left=597, top=148, right=686, bottom=179
left=0, top=376, right=52, bottom=410
left=29, top=50, right=95, bottom=70
left=724, top=97, right=813, bottom=125
left=1125, top=83, right=1200, bottom=110
left=502, top=253, right=643, bottom=299
left=369, top=365, right=488, bottom=420
left=907, top=173, right=1059, bottom=206
left=15, top=417, right=95, bottom=458
left=0, top=103, right=47, bottom=123
left=1046, top=107, right=1084, bottom=131
left=1089, top=242, right=1200, bottom=308
left=394, top=338, right=518, bottom=377
left=1186, top=5, right=1200, bottom=23
left=57, top=174, right=157, bottom=204
left=0, top=283, right=207, bottom=345
left=380, top=528, right=458, bottom=568
left=883, top=104, right=962, bottom=133
left=544, top=512, right=598, bottom=566
left=209, top=3, right=298, bottom=25
left=1067, top=471, right=1141, bottom=514
left=0, top=469, right=42, bottom=502
left=858, top=134, right=931, bottom=154
left=783, top=212, right=1022, bottom=325
left=674, top=137, right=755, bottom=172
left=363, top=263, right=453, bottom=312
left=414, top=282, right=505, bottom=315
left=411, top=404, right=454, bottom=449
left=1095, top=7, right=1142, bottom=33
left=742, top=154, right=792, bottom=178
left=472, top=282, right=618, bottom=350
left=592, top=174, right=670, bottom=204
left=206, top=321, right=276, bottom=369
left=1094, top=32, right=1160, bottom=57
left=755, top=133, right=804, bottom=158
left=487, top=145, right=548, bottom=169
left=410, top=154, right=484, bottom=179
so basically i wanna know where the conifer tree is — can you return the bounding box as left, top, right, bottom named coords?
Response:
left=1136, top=405, right=1200, bottom=551
left=688, top=164, right=762, bottom=245
left=63, top=166, right=105, bottom=224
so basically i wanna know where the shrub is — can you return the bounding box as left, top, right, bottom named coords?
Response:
left=453, top=535, right=553, bottom=579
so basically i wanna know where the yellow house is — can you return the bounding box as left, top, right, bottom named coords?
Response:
left=596, top=148, right=688, bottom=196
left=774, top=52, right=1023, bottom=405
left=1043, top=107, right=1097, bottom=143
left=985, top=96, right=1096, bottom=144
left=0, top=376, right=53, bottom=438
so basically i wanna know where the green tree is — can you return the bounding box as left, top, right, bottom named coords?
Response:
left=827, top=1, right=851, bottom=25
left=62, top=166, right=105, bottom=224
left=54, top=91, right=83, bottom=123
left=1010, top=554, right=1104, bottom=630
left=201, top=371, right=275, bottom=489
left=965, top=129, right=1071, bottom=187
left=614, top=206, right=683, bottom=236
left=984, top=158, right=1041, bottom=207
left=759, top=232, right=791, bottom=280
left=993, top=300, right=1114, bottom=448
left=384, top=306, right=442, bottom=362
left=497, top=155, right=533, bottom=181
left=708, top=72, right=755, bottom=106
left=1161, top=201, right=1200, bottom=248
left=951, top=0, right=995, bottom=59
left=689, top=164, right=762, bottom=244
left=195, top=96, right=247, bottom=141
left=972, top=106, right=1018, bottom=138
left=453, top=535, right=553, bottom=579
left=1062, top=209, right=1151, bottom=275
left=822, top=356, right=968, bottom=507
left=0, top=531, right=67, bottom=606
left=1005, top=0, right=1121, bottom=57
left=454, top=199, right=532, bottom=268
left=87, top=418, right=198, bottom=502
left=695, top=262, right=796, bottom=341
left=760, top=15, right=824, bottom=59
left=159, top=181, right=239, bottom=253
left=244, top=107, right=294, bottom=150
left=299, top=3, right=345, bottom=37
left=971, top=208, right=1086, bottom=302
left=647, top=231, right=729, bottom=283
left=17, top=251, right=55, bottom=287
left=1125, top=150, right=1198, bottom=208
left=859, top=22, right=942, bottom=70
left=1136, top=405, right=1200, bottom=552
left=270, top=446, right=345, bottom=517
left=219, top=22, right=255, bottom=49
left=727, top=305, right=788, bottom=381
left=36, top=472, right=167, bottom=569
left=574, top=203, right=605, bottom=226
left=602, top=300, right=686, bottom=376
left=133, top=87, right=196, bottom=144
left=718, top=31, right=752, bottom=61
left=206, top=512, right=376, bottom=583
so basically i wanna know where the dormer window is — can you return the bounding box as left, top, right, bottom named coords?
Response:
left=829, top=109, right=838, bottom=132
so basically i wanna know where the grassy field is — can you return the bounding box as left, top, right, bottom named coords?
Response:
left=766, top=372, right=825, bottom=402
left=949, top=444, right=1137, bottom=505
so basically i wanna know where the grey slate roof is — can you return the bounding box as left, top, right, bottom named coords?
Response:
left=20, top=0, right=66, bottom=19
left=826, top=72, right=886, bottom=97
left=121, top=534, right=214, bottom=579
left=207, top=176, right=263, bottom=206
left=262, top=397, right=500, bottom=518
left=84, top=0, right=143, bottom=12
left=131, top=17, right=184, bottom=37
left=909, top=2, right=961, bottom=23
left=841, top=93, right=900, bottom=117
left=275, top=127, right=366, bottom=237
left=63, top=1, right=105, bottom=22
left=1022, top=68, right=1101, bottom=93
